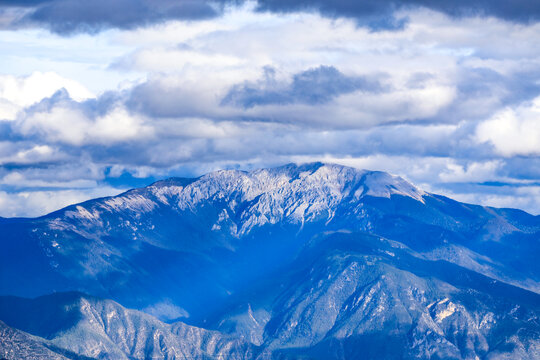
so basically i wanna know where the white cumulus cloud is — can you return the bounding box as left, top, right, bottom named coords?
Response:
left=476, top=96, right=540, bottom=156
left=0, top=72, right=94, bottom=120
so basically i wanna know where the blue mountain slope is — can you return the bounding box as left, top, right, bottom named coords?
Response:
left=0, top=163, right=538, bottom=359
left=200, top=230, right=539, bottom=358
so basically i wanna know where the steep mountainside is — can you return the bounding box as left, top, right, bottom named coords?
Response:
left=0, top=163, right=539, bottom=359
left=0, top=320, right=72, bottom=360
left=0, top=293, right=259, bottom=360
left=212, top=231, right=540, bottom=359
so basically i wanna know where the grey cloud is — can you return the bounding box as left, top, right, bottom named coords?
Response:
left=2, top=0, right=540, bottom=35
left=4, top=0, right=221, bottom=34
left=415, top=67, right=540, bottom=125
left=456, top=68, right=540, bottom=107
left=222, top=66, right=385, bottom=108
left=406, top=72, right=436, bottom=89
left=257, top=0, right=540, bottom=27
left=0, top=1, right=50, bottom=6
left=500, top=158, right=540, bottom=181
left=126, top=80, right=207, bottom=119
left=256, top=0, right=406, bottom=30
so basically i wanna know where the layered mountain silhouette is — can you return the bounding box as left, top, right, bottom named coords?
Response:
left=1, top=163, right=539, bottom=359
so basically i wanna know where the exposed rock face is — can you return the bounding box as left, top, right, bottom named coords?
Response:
left=0, top=293, right=261, bottom=360
left=0, top=163, right=539, bottom=359
left=0, top=320, right=70, bottom=360
left=232, top=232, right=540, bottom=359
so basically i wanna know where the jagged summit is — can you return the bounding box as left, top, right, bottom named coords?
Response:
left=59, top=162, right=426, bottom=237
left=148, top=162, right=425, bottom=203
left=94, top=162, right=425, bottom=213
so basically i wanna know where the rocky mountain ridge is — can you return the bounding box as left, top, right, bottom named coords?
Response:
left=0, top=163, right=539, bottom=359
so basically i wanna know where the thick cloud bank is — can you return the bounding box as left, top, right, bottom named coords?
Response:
left=2, top=0, right=540, bottom=34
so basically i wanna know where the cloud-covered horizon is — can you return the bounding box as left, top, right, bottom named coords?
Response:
left=0, top=2, right=539, bottom=217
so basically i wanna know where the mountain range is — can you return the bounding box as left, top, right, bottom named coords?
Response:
left=0, top=162, right=538, bottom=359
